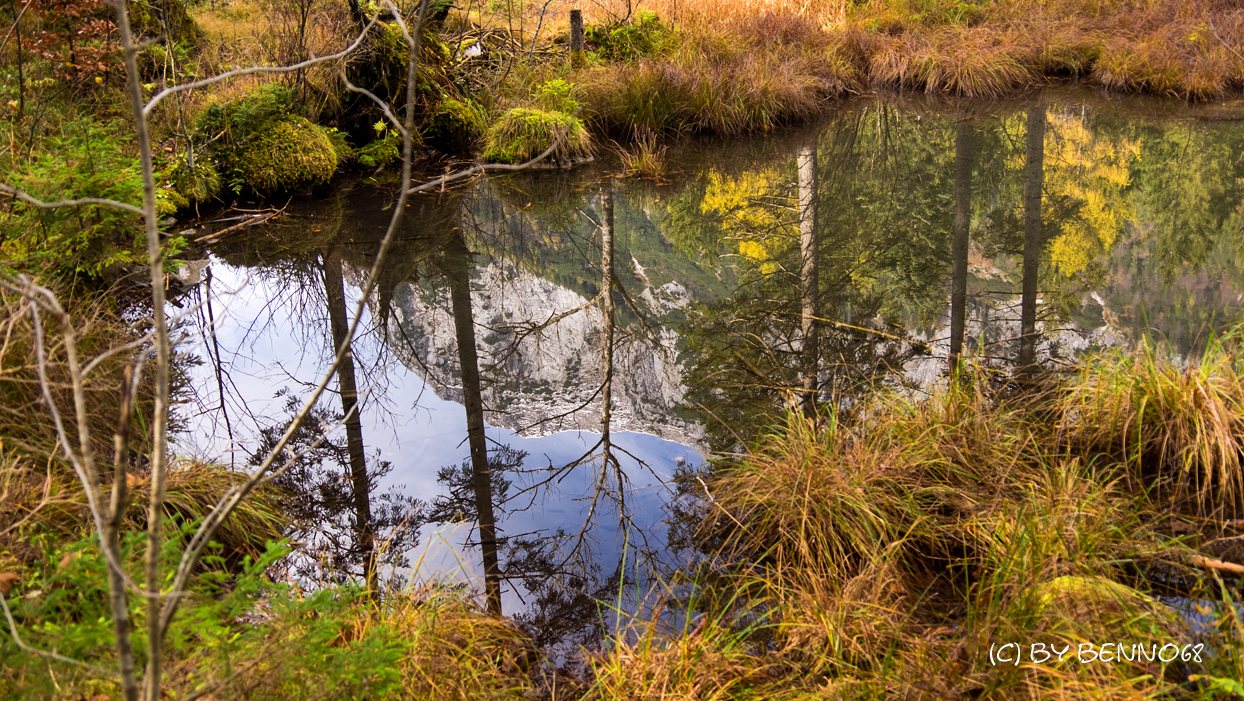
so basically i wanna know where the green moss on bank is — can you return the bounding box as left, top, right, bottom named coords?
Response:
left=240, top=116, right=341, bottom=192
left=481, top=108, right=592, bottom=165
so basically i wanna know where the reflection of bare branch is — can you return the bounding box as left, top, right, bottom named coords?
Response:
left=481, top=290, right=604, bottom=368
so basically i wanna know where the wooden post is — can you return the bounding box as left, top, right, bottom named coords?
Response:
left=570, top=9, right=585, bottom=68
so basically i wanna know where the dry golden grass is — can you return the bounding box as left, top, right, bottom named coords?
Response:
left=1059, top=333, right=1244, bottom=517
left=569, top=0, right=1244, bottom=101
left=681, top=372, right=1215, bottom=700
left=565, top=0, right=849, bottom=30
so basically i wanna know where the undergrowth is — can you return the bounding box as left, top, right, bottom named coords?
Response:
left=6, top=314, right=1244, bottom=699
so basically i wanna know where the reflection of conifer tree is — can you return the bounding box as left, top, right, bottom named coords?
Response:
left=444, top=228, right=504, bottom=616
left=250, top=394, right=424, bottom=585
left=323, top=248, right=377, bottom=591
left=797, top=141, right=819, bottom=418
left=425, top=445, right=523, bottom=527
left=506, top=532, right=623, bottom=657
left=1019, top=106, right=1046, bottom=372
left=949, top=119, right=974, bottom=376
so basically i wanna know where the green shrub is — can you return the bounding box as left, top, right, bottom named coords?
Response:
left=481, top=108, right=592, bottom=165
left=534, top=79, right=581, bottom=113
left=0, top=118, right=184, bottom=280
left=586, top=10, right=676, bottom=62
left=240, top=116, right=340, bottom=193
left=325, top=128, right=354, bottom=165
left=194, top=85, right=342, bottom=194
left=357, top=132, right=402, bottom=168
left=424, top=98, right=487, bottom=153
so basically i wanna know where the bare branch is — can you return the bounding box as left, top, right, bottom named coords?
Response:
left=339, top=70, right=408, bottom=139
left=143, top=14, right=385, bottom=116
left=0, top=183, right=145, bottom=216
left=0, top=0, right=32, bottom=56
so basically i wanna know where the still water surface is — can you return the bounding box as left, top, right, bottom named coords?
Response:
left=177, top=86, right=1244, bottom=643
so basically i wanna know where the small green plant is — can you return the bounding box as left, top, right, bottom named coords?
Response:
left=481, top=108, right=592, bottom=165
left=167, top=156, right=222, bottom=204
left=357, top=132, right=402, bottom=168
left=586, top=11, right=676, bottom=62
left=534, top=79, right=580, bottom=113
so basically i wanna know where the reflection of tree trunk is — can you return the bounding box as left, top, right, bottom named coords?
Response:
left=1019, top=105, right=1046, bottom=373
left=445, top=232, right=503, bottom=616
left=601, top=186, right=615, bottom=461
left=323, top=250, right=377, bottom=592
left=949, top=120, right=974, bottom=376
left=797, top=142, right=819, bottom=418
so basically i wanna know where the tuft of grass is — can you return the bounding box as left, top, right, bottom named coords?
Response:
left=616, top=130, right=669, bottom=179
left=1058, top=331, right=1244, bottom=517
left=913, top=29, right=1037, bottom=97
left=481, top=108, right=594, bottom=165
left=579, top=29, right=849, bottom=137
left=681, top=373, right=1206, bottom=699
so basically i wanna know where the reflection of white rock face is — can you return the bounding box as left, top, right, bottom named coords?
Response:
left=902, top=295, right=1125, bottom=388
left=384, top=258, right=701, bottom=447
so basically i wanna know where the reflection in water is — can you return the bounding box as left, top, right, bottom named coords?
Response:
left=323, top=247, right=377, bottom=592
left=797, top=140, right=819, bottom=418
left=442, top=226, right=504, bottom=616
left=1019, top=104, right=1046, bottom=372
left=949, top=117, right=974, bottom=375
left=184, top=87, right=1244, bottom=651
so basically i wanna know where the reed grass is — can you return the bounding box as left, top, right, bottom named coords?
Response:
left=566, top=0, right=1244, bottom=110
left=577, top=25, right=851, bottom=137
left=616, top=129, right=669, bottom=178
left=1059, top=331, right=1244, bottom=517
left=652, top=343, right=1244, bottom=699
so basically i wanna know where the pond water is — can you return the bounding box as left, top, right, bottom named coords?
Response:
left=175, top=86, right=1244, bottom=648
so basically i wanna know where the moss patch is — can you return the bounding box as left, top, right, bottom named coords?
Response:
left=240, top=117, right=340, bottom=193
left=425, top=99, right=487, bottom=153
left=193, top=85, right=343, bottom=195
left=481, top=108, right=592, bottom=166
left=357, top=132, right=402, bottom=169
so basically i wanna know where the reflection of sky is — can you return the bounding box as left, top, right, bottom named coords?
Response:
left=179, top=260, right=700, bottom=613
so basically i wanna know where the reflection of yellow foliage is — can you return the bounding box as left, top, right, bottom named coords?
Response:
left=739, top=239, right=769, bottom=261
left=702, top=167, right=794, bottom=270
left=1042, top=111, right=1140, bottom=276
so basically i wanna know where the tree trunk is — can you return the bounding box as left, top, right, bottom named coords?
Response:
left=797, top=142, right=819, bottom=418
left=445, top=232, right=503, bottom=616
left=1019, top=105, right=1046, bottom=373
left=108, top=367, right=138, bottom=701
left=569, top=10, right=585, bottom=68
left=323, top=250, right=377, bottom=592
left=948, top=120, right=974, bottom=378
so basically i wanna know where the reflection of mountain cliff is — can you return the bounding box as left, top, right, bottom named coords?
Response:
left=382, top=257, right=702, bottom=446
